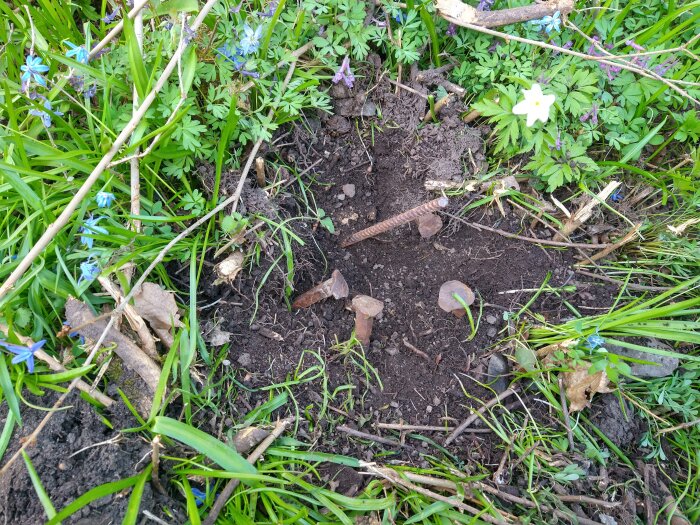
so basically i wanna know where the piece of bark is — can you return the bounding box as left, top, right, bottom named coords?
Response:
left=65, top=297, right=161, bottom=414
left=436, top=0, right=575, bottom=29
left=231, top=427, right=270, bottom=454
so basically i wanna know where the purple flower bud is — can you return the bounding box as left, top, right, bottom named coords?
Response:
left=332, top=56, right=355, bottom=89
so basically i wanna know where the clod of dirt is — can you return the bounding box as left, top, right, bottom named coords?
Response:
left=214, top=250, right=245, bottom=285
left=589, top=395, right=641, bottom=448
left=342, top=184, right=356, bottom=198
left=203, top=320, right=232, bottom=347
left=438, top=281, right=475, bottom=318
left=292, top=269, right=349, bottom=309
left=417, top=213, right=443, bottom=239
left=351, top=295, right=384, bottom=347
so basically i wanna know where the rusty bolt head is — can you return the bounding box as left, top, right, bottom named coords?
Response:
left=438, top=281, right=475, bottom=318
left=351, top=295, right=384, bottom=347
left=292, top=270, right=349, bottom=309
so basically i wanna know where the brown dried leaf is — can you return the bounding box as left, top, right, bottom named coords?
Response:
left=133, top=282, right=183, bottom=331
left=563, top=363, right=614, bottom=412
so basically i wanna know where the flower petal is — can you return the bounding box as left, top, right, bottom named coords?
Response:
left=512, top=100, right=531, bottom=115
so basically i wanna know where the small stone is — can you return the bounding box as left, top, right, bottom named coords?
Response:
left=486, top=315, right=498, bottom=325
left=432, top=396, right=440, bottom=406
left=487, top=354, right=509, bottom=393
left=337, top=193, right=346, bottom=201
left=342, top=184, right=356, bottom=198
left=611, top=339, right=679, bottom=378
left=237, top=353, right=252, bottom=367
left=385, top=347, right=399, bottom=356
left=390, top=401, right=399, bottom=408
left=222, top=359, right=231, bottom=366
left=487, top=327, right=497, bottom=338
left=426, top=405, right=433, bottom=413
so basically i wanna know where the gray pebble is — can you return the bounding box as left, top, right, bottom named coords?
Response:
left=237, top=353, right=252, bottom=367
left=486, top=315, right=498, bottom=325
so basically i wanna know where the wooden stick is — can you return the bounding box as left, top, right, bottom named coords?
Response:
left=337, top=425, right=401, bottom=447
left=435, top=0, right=574, bottom=29
left=0, top=0, right=220, bottom=301
left=130, top=7, right=145, bottom=236
left=445, top=213, right=613, bottom=249
left=376, top=423, right=457, bottom=432
left=575, top=269, right=672, bottom=292
left=89, top=0, right=150, bottom=61
left=445, top=388, right=516, bottom=445
left=582, top=223, right=642, bottom=263
left=203, top=417, right=294, bottom=525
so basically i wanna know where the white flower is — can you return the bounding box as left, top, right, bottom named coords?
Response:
left=512, top=83, right=555, bottom=127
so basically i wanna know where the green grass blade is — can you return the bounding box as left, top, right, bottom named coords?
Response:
left=0, top=410, right=16, bottom=461
left=22, top=451, right=58, bottom=522
left=152, top=416, right=256, bottom=475
left=0, top=356, right=22, bottom=425
left=47, top=475, right=141, bottom=524
left=123, top=465, right=152, bottom=525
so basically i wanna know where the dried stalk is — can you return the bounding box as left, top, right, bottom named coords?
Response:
left=89, top=0, right=150, bottom=61
left=444, top=388, right=516, bottom=445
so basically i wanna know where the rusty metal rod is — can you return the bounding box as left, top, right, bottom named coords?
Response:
left=340, top=197, right=448, bottom=248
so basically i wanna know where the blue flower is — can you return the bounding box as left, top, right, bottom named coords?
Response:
left=21, top=55, right=49, bottom=87
left=103, top=9, right=119, bottom=23
left=0, top=339, right=46, bottom=373
left=332, top=56, right=355, bottom=89
left=217, top=45, right=258, bottom=77
left=477, top=0, right=494, bottom=10
left=79, top=215, right=108, bottom=249
left=585, top=332, right=605, bottom=350
left=65, top=41, right=89, bottom=64
left=531, top=11, right=561, bottom=34
left=96, top=191, right=116, bottom=208
left=610, top=188, right=624, bottom=203
left=85, top=84, right=97, bottom=98
left=29, top=98, right=63, bottom=128
left=393, top=11, right=406, bottom=24
left=191, top=487, right=206, bottom=507
left=239, top=24, right=262, bottom=55
left=78, top=257, right=100, bottom=284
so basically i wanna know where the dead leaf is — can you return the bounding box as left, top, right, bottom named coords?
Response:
left=133, top=282, right=183, bottom=331
left=258, top=327, right=283, bottom=341
left=214, top=250, right=244, bottom=285
left=563, top=363, right=614, bottom=412
left=203, top=321, right=232, bottom=347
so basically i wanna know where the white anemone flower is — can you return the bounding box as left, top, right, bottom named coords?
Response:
left=512, top=83, right=556, bottom=127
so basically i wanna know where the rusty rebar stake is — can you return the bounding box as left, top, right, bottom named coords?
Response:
left=340, top=197, right=448, bottom=248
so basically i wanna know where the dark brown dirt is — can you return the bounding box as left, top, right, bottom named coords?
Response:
left=0, top=391, right=178, bottom=525
left=199, top=78, right=620, bottom=466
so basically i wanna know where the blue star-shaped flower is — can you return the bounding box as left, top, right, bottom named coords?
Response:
left=96, top=191, right=115, bottom=208
left=191, top=487, right=206, bottom=507
left=531, top=11, right=561, bottom=34
left=239, top=24, right=262, bottom=55
left=21, top=55, right=49, bottom=87
left=29, top=98, right=63, bottom=128
left=79, top=215, right=108, bottom=249
left=78, top=258, right=100, bottom=284
left=0, top=339, right=46, bottom=373
left=65, top=41, right=89, bottom=64
left=585, top=332, right=605, bottom=350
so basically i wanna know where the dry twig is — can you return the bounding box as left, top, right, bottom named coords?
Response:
left=445, top=388, right=516, bottom=445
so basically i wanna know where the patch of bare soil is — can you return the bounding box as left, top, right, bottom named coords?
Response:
left=198, top=77, right=620, bottom=468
